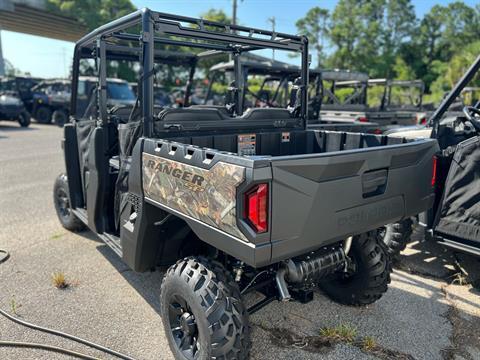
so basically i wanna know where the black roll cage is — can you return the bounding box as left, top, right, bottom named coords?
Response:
left=206, top=59, right=321, bottom=110
left=429, top=55, right=480, bottom=137
left=71, top=8, right=309, bottom=136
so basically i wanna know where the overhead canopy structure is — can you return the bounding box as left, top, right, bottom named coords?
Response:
left=0, top=0, right=87, bottom=42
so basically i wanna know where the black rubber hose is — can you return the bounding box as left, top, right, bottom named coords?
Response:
left=0, top=248, right=136, bottom=360
left=0, top=250, right=9, bottom=264
left=0, top=341, right=100, bottom=360
left=0, top=307, right=135, bottom=360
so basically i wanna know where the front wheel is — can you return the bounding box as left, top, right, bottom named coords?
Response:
left=53, top=174, right=86, bottom=232
left=319, top=231, right=391, bottom=306
left=52, top=109, right=68, bottom=127
left=160, top=256, right=250, bottom=360
left=35, top=106, right=52, bottom=124
left=18, top=111, right=31, bottom=127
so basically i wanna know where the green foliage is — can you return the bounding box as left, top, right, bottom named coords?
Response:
left=393, top=57, right=415, bottom=81
left=296, top=0, right=480, bottom=104
left=367, top=85, right=386, bottom=108
left=295, top=7, right=329, bottom=67
left=201, top=8, right=232, bottom=25
left=47, top=0, right=136, bottom=32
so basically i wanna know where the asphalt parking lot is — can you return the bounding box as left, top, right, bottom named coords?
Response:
left=1, top=122, right=480, bottom=360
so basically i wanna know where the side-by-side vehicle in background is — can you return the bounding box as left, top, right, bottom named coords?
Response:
left=368, top=79, right=426, bottom=124
left=205, top=56, right=386, bottom=133
left=205, top=54, right=322, bottom=119
left=381, top=56, right=480, bottom=258
left=0, top=76, right=32, bottom=127
left=31, top=77, right=136, bottom=126
left=53, top=9, right=438, bottom=359
left=31, top=79, right=72, bottom=125
left=321, top=71, right=422, bottom=129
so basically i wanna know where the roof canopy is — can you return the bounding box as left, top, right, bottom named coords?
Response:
left=0, top=1, right=86, bottom=42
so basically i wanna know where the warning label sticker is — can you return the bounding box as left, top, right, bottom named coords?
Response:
left=238, top=134, right=256, bottom=156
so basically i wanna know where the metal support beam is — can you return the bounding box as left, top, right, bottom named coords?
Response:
left=141, top=9, right=154, bottom=138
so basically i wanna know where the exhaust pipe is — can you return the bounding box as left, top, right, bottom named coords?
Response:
left=276, top=247, right=346, bottom=301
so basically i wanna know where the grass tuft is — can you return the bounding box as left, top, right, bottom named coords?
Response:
left=319, top=324, right=357, bottom=343
left=52, top=271, right=70, bottom=289
left=50, top=232, right=65, bottom=240
left=10, top=296, right=21, bottom=315
left=362, top=336, right=377, bottom=351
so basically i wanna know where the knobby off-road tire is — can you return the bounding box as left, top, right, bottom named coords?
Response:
left=380, top=218, right=414, bottom=257
left=18, top=111, right=31, bottom=127
left=160, top=256, right=250, bottom=360
left=35, top=106, right=52, bottom=124
left=52, top=109, right=68, bottom=127
left=319, top=231, right=392, bottom=306
left=53, top=174, right=86, bottom=232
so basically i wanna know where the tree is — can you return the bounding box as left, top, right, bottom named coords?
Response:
left=201, top=8, right=232, bottom=25
left=408, top=2, right=480, bottom=90
left=47, top=0, right=136, bottom=32
left=393, top=56, right=415, bottom=80
left=294, top=7, right=329, bottom=68
left=47, top=0, right=138, bottom=81
left=328, top=0, right=415, bottom=77
left=378, top=0, right=416, bottom=77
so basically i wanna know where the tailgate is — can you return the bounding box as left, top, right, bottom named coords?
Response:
left=269, top=136, right=438, bottom=262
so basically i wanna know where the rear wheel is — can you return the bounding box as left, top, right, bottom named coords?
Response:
left=35, top=106, right=52, bottom=124
left=52, top=109, right=68, bottom=127
left=53, top=174, right=86, bottom=232
left=379, top=219, right=414, bottom=257
left=319, top=231, right=391, bottom=306
left=160, top=256, right=250, bottom=360
left=17, top=111, right=31, bottom=127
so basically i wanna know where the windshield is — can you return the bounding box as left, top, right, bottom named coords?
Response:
left=0, top=80, right=16, bottom=92
left=107, top=82, right=135, bottom=101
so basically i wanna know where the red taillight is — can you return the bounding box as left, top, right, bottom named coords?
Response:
left=244, top=183, right=268, bottom=233
left=356, top=116, right=368, bottom=123
left=373, top=128, right=382, bottom=135
left=419, top=116, right=427, bottom=125
left=431, top=156, right=437, bottom=187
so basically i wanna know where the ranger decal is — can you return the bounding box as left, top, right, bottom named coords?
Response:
left=142, top=153, right=247, bottom=241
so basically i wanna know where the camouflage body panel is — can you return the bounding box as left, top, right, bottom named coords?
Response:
left=142, top=153, right=247, bottom=241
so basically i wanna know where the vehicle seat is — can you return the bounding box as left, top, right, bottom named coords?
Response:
left=110, top=105, right=164, bottom=124
left=157, top=107, right=232, bottom=123
left=241, top=108, right=292, bottom=121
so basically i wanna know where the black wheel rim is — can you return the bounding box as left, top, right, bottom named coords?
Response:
left=168, top=294, right=201, bottom=359
left=56, top=187, right=71, bottom=219
left=378, top=227, right=386, bottom=238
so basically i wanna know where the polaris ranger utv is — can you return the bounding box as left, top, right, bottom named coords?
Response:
left=54, top=9, right=438, bottom=359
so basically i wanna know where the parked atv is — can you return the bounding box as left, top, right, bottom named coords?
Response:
left=0, top=82, right=31, bottom=127
left=382, top=55, right=480, bottom=258
left=54, top=9, right=438, bottom=359
left=31, top=79, right=71, bottom=125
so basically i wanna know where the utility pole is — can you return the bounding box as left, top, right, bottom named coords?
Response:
left=0, top=29, right=5, bottom=76
left=232, top=0, right=237, bottom=26
left=268, top=16, right=276, bottom=61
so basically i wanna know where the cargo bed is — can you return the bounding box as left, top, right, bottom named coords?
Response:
left=139, top=128, right=438, bottom=267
